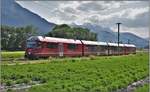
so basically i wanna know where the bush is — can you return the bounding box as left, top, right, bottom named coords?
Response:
left=5, top=80, right=14, bottom=86
left=40, top=77, right=47, bottom=83
left=31, top=76, right=41, bottom=81
left=16, top=79, right=24, bottom=84
left=22, top=78, right=31, bottom=84
left=7, top=88, right=14, bottom=92
left=71, top=59, right=76, bottom=62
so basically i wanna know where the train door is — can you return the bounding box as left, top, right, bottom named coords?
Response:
left=109, top=47, right=112, bottom=55
left=107, top=46, right=110, bottom=55
left=124, top=47, right=127, bottom=55
left=58, top=43, right=64, bottom=57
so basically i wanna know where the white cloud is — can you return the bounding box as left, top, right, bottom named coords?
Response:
left=111, top=26, right=149, bottom=38
left=16, top=1, right=149, bottom=38
left=126, top=7, right=149, bottom=19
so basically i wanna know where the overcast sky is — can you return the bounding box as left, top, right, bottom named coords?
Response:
left=16, top=1, right=149, bottom=38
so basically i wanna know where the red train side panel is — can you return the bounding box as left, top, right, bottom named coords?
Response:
left=25, top=36, right=136, bottom=59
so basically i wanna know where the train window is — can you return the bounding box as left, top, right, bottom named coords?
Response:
left=27, top=41, right=37, bottom=48
left=47, top=43, right=58, bottom=48
left=36, top=41, right=42, bottom=48
left=97, top=46, right=101, bottom=51
left=100, top=46, right=107, bottom=51
left=68, top=44, right=77, bottom=50
left=87, top=45, right=97, bottom=52
left=113, top=47, right=118, bottom=51
left=119, top=47, right=123, bottom=51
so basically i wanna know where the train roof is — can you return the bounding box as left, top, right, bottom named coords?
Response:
left=124, top=44, right=136, bottom=47
left=28, top=36, right=82, bottom=44
left=108, top=43, right=125, bottom=47
left=82, top=40, right=107, bottom=46
left=27, top=36, right=136, bottom=47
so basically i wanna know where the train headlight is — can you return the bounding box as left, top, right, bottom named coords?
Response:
left=28, top=52, right=31, bottom=55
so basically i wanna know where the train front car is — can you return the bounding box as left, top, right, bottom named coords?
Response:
left=25, top=36, right=42, bottom=59
left=25, top=36, right=83, bottom=59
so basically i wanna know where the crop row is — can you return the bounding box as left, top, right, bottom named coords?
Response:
left=1, top=52, right=149, bottom=92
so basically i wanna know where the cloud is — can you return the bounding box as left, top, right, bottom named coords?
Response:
left=123, top=11, right=149, bottom=28
left=63, top=7, right=77, bottom=14
left=16, top=1, right=149, bottom=38
left=111, top=26, right=149, bottom=38
left=77, top=1, right=107, bottom=12
left=100, top=10, right=149, bottom=28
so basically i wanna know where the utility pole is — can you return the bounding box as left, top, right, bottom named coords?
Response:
left=116, top=23, right=122, bottom=55
left=128, top=39, right=130, bottom=44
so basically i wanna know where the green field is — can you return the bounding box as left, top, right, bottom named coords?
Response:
left=1, top=52, right=149, bottom=92
left=134, top=84, right=149, bottom=92
left=1, top=51, right=25, bottom=59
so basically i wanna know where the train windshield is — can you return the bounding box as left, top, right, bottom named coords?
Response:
left=27, top=41, right=37, bottom=48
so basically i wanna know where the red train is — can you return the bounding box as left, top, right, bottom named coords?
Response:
left=25, top=36, right=136, bottom=59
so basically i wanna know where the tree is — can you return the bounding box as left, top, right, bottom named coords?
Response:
left=1, top=25, right=37, bottom=51
left=46, top=24, right=97, bottom=41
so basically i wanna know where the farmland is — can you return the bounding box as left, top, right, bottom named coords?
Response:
left=134, top=84, right=149, bottom=92
left=1, top=51, right=24, bottom=60
left=1, top=52, right=149, bottom=92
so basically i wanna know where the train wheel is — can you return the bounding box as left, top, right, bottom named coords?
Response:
left=26, top=54, right=38, bottom=60
left=35, top=56, right=39, bottom=60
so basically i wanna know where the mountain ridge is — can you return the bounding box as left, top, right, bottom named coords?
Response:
left=71, top=23, right=148, bottom=48
left=1, top=0, right=56, bottom=34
